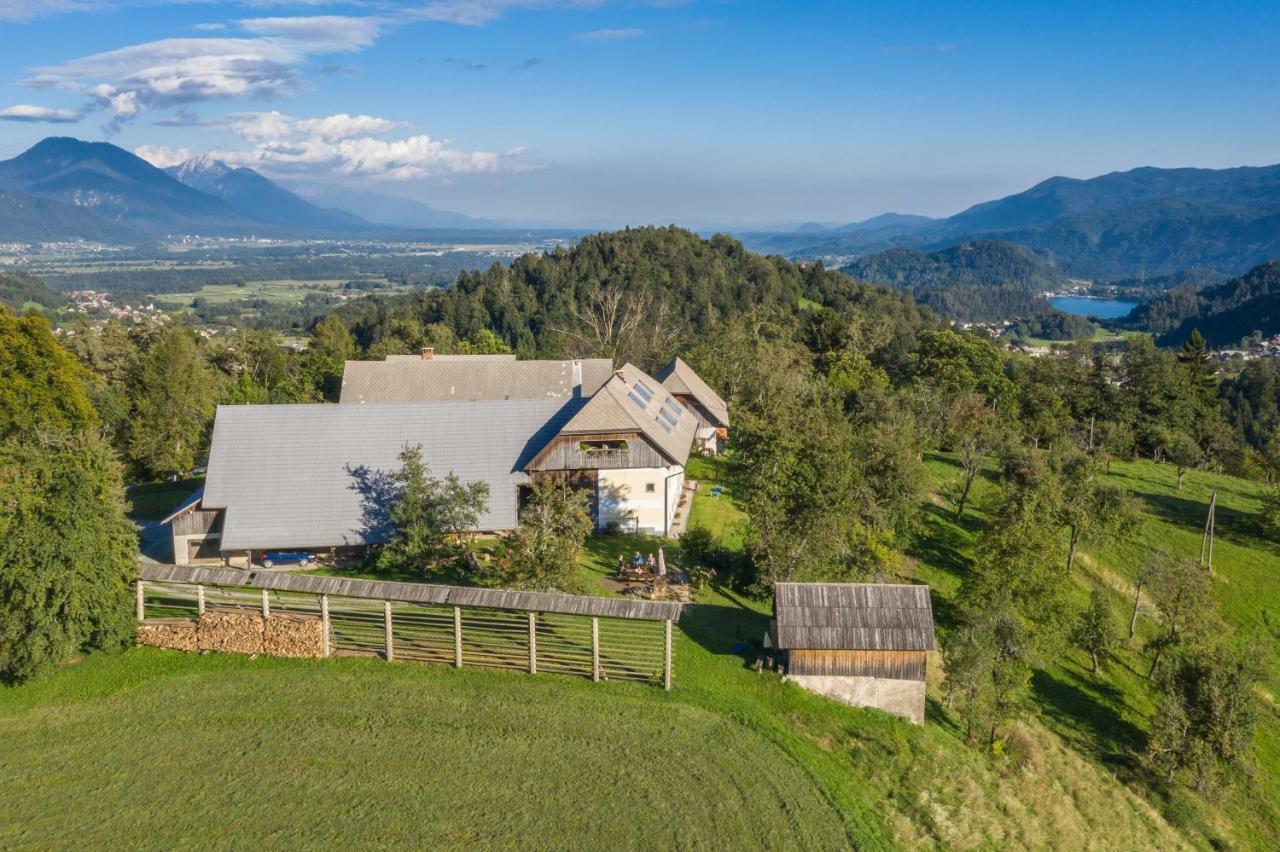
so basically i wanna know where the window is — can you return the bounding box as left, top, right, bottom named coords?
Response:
left=633, top=380, right=654, bottom=401
left=627, top=390, right=647, bottom=409
left=665, top=397, right=683, bottom=415
left=645, top=483, right=656, bottom=493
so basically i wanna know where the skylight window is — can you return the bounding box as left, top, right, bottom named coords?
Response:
left=654, top=415, right=673, bottom=433
left=628, top=390, right=647, bottom=409
left=665, top=397, right=683, bottom=416
left=633, top=380, right=654, bottom=402
left=659, top=406, right=679, bottom=427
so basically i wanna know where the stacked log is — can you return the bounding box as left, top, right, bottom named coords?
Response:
left=263, top=614, right=326, bottom=659
left=137, top=619, right=199, bottom=651
left=136, top=609, right=326, bottom=659
left=197, top=611, right=267, bottom=655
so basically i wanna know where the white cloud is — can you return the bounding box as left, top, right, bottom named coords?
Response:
left=576, top=27, right=643, bottom=42
left=133, top=144, right=194, bottom=168
left=29, top=38, right=308, bottom=118
left=238, top=16, right=384, bottom=51
left=0, top=0, right=92, bottom=22
left=192, top=23, right=227, bottom=33
left=0, top=103, right=82, bottom=122
left=412, top=1, right=602, bottom=26
left=189, top=110, right=538, bottom=180
left=25, top=22, right=385, bottom=123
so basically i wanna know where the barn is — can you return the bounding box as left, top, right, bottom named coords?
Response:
left=771, top=582, right=936, bottom=725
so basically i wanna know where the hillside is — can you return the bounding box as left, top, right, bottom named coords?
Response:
left=777, top=163, right=1280, bottom=280
left=3, top=457, right=1273, bottom=848
left=0, top=188, right=148, bottom=245
left=841, top=240, right=1077, bottom=322
left=0, top=271, right=62, bottom=310
left=1123, top=261, right=1280, bottom=343
left=165, top=157, right=369, bottom=231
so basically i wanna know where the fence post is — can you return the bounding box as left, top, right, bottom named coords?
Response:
left=664, top=619, right=673, bottom=692
left=261, top=589, right=270, bottom=619
left=384, top=600, right=394, bottom=661
left=196, top=584, right=205, bottom=616
left=453, top=606, right=463, bottom=668
left=528, top=612, right=537, bottom=674
left=591, top=617, right=600, bottom=682
left=136, top=580, right=145, bottom=622
left=320, top=594, right=330, bottom=658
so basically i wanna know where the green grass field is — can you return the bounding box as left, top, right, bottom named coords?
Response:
left=5, top=455, right=1277, bottom=848
left=151, top=278, right=413, bottom=310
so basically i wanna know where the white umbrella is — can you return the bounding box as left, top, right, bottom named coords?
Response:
left=657, top=547, right=667, bottom=576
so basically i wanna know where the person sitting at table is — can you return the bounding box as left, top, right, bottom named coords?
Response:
left=647, top=553, right=657, bottom=571
left=632, top=551, right=644, bottom=568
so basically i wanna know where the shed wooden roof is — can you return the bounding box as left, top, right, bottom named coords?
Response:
left=773, top=582, right=935, bottom=651
left=138, top=564, right=683, bottom=622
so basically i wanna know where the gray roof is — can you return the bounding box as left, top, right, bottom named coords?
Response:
left=201, top=398, right=580, bottom=550
left=773, top=583, right=936, bottom=651
left=655, top=357, right=730, bottom=427
left=139, top=563, right=684, bottom=621
left=382, top=353, right=517, bottom=363
left=339, top=357, right=614, bottom=404
left=560, top=363, right=698, bottom=467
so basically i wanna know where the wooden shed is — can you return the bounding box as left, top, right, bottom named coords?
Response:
left=771, top=582, right=935, bottom=724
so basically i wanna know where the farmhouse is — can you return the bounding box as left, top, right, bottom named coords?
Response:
left=771, top=582, right=936, bottom=725
left=166, top=356, right=720, bottom=564
left=655, top=356, right=730, bottom=454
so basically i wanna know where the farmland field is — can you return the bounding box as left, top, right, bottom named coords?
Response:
left=150, top=278, right=411, bottom=309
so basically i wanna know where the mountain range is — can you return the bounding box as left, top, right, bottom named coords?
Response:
left=765, top=164, right=1280, bottom=280
left=0, top=137, right=505, bottom=243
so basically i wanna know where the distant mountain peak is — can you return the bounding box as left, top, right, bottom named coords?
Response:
left=170, top=155, right=233, bottom=182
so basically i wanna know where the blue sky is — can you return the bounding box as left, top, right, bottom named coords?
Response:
left=1, top=0, right=1278, bottom=227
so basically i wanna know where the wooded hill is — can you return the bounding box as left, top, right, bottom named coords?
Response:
left=0, top=271, right=63, bottom=311
left=840, top=240, right=1092, bottom=335
left=1123, top=261, right=1280, bottom=345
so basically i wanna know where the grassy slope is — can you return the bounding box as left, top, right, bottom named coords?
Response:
left=3, top=455, right=1271, bottom=848
left=912, top=454, right=1280, bottom=849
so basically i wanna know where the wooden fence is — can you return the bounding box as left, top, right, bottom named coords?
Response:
left=136, top=565, right=681, bottom=689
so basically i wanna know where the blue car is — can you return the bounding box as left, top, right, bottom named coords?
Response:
left=258, top=551, right=313, bottom=568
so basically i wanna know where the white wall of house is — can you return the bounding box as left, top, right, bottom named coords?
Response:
left=597, top=465, right=684, bottom=535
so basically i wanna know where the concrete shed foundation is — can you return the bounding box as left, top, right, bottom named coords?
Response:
left=786, top=674, right=926, bottom=725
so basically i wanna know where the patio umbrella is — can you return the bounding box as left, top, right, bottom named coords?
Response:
left=657, top=547, right=667, bottom=576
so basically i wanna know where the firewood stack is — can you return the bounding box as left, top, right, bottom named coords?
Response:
left=137, top=610, right=326, bottom=659
left=136, top=619, right=199, bottom=651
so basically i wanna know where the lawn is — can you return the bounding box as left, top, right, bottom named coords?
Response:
left=685, top=455, right=748, bottom=550
left=4, top=455, right=1274, bottom=848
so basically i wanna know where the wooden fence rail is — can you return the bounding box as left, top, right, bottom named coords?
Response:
left=135, top=566, right=680, bottom=689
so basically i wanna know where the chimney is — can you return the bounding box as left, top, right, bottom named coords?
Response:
left=572, top=360, right=583, bottom=393
left=420, top=347, right=434, bottom=360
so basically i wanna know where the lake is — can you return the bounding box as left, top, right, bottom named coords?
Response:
left=1048, top=296, right=1139, bottom=320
